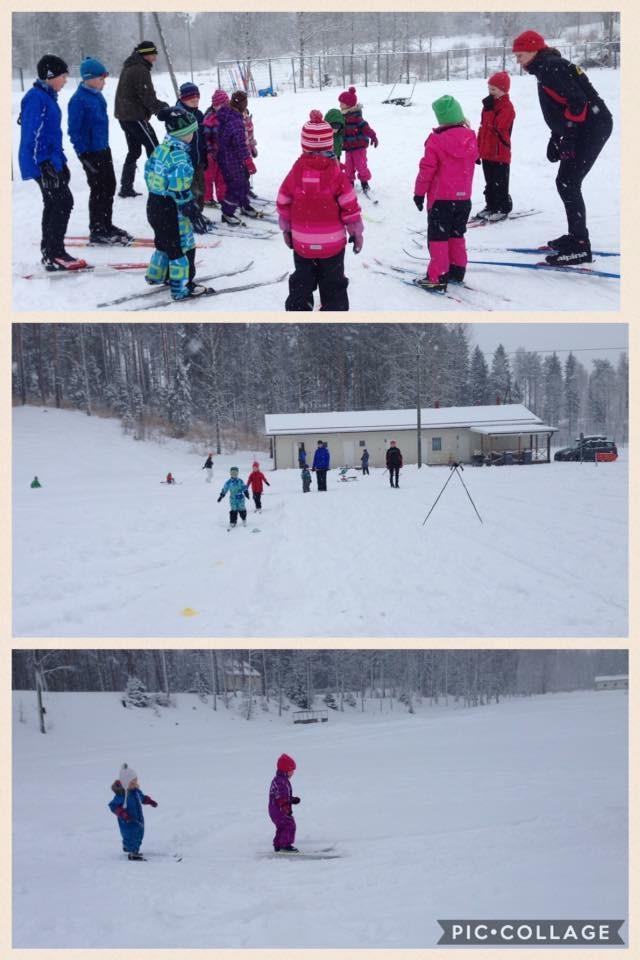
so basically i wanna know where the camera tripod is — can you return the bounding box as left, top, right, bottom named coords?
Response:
left=422, top=461, right=483, bottom=526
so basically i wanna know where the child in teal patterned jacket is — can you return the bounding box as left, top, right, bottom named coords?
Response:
left=217, top=467, right=250, bottom=528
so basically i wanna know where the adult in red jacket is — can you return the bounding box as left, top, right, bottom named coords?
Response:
left=513, top=30, right=612, bottom=265
left=277, top=110, right=363, bottom=311
left=386, top=441, right=403, bottom=488
left=246, top=461, right=270, bottom=512
left=475, top=72, right=516, bottom=221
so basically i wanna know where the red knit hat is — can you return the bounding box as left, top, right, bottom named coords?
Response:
left=277, top=753, right=296, bottom=773
left=488, top=71, right=510, bottom=93
left=339, top=85, right=358, bottom=108
left=301, top=110, right=334, bottom=152
left=512, top=30, right=546, bottom=53
left=212, top=89, right=229, bottom=109
left=252, top=461, right=260, bottom=468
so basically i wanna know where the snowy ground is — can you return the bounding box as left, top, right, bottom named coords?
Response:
left=12, top=688, right=628, bottom=948
left=12, top=69, right=619, bottom=312
left=13, top=407, right=628, bottom=637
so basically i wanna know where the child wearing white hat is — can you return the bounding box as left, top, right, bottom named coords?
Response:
left=108, top=762, right=158, bottom=860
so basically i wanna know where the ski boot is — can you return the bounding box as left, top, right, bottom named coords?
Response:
left=221, top=213, right=243, bottom=227
left=108, top=225, right=135, bottom=245
left=361, top=181, right=370, bottom=194
left=447, top=264, right=466, bottom=284
left=413, top=274, right=448, bottom=294
left=241, top=517, right=247, bottom=526
left=240, top=205, right=263, bottom=219
left=42, top=252, right=88, bottom=272
left=118, top=187, right=142, bottom=198
left=203, top=198, right=219, bottom=208
left=275, top=845, right=299, bottom=853
left=546, top=233, right=572, bottom=251
left=470, top=206, right=490, bottom=222
left=545, top=237, right=592, bottom=266
left=171, top=282, right=214, bottom=302
left=127, top=852, right=145, bottom=861
left=485, top=211, right=508, bottom=223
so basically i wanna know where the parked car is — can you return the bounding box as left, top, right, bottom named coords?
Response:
left=554, top=436, right=618, bottom=461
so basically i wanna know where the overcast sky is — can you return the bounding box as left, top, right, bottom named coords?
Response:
left=468, top=323, right=627, bottom=366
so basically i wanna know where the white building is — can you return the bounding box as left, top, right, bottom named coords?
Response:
left=264, top=404, right=557, bottom=469
left=594, top=675, right=628, bottom=690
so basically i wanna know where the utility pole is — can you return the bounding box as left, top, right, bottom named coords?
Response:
left=416, top=334, right=424, bottom=468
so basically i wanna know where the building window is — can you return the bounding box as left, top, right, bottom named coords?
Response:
left=359, top=440, right=365, bottom=447
left=432, top=437, right=442, bottom=451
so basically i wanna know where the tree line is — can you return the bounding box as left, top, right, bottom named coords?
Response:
left=12, top=324, right=628, bottom=450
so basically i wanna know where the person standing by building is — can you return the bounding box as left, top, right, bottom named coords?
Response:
left=114, top=40, right=169, bottom=198
left=386, top=440, right=403, bottom=488
left=312, top=440, right=330, bottom=491
left=360, top=448, right=370, bottom=475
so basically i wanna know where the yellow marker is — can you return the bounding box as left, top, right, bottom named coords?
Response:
left=181, top=607, right=198, bottom=617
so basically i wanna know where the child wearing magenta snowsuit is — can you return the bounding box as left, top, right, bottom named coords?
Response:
left=476, top=72, right=515, bottom=220
left=338, top=86, right=378, bottom=193
left=277, top=110, right=363, bottom=311
left=268, top=753, right=300, bottom=852
left=246, top=461, right=270, bottom=512
left=203, top=90, right=228, bottom=206
left=108, top=763, right=158, bottom=860
left=413, top=95, right=478, bottom=292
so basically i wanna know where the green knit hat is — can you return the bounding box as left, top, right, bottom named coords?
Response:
left=158, top=106, right=198, bottom=139
left=432, top=95, right=464, bottom=127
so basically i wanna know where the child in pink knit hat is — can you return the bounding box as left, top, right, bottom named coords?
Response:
left=277, top=110, right=364, bottom=311
left=338, top=86, right=378, bottom=195
left=202, top=90, right=229, bottom=206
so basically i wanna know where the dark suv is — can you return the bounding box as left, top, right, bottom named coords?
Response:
left=554, top=436, right=618, bottom=461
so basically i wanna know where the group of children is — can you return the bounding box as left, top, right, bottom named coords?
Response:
left=109, top=754, right=299, bottom=858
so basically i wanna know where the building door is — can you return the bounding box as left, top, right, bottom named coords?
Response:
left=342, top=439, right=355, bottom=466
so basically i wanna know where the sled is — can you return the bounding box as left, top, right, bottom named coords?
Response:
left=383, top=75, right=417, bottom=107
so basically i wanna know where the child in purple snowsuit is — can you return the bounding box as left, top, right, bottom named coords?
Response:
left=215, top=90, right=257, bottom=225
left=268, top=753, right=300, bottom=852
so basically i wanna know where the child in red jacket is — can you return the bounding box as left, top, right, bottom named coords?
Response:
left=474, top=72, right=515, bottom=221
left=277, top=110, right=363, bottom=311
left=246, top=461, right=270, bottom=512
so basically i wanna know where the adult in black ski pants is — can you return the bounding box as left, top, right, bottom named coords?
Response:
left=285, top=250, right=349, bottom=311
left=513, top=31, right=612, bottom=254
left=386, top=442, right=403, bottom=488
left=38, top=165, right=74, bottom=259
left=119, top=120, right=159, bottom=194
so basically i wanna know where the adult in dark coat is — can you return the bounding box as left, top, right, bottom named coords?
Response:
left=386, top=441, right=403, bottom=488
left=360, top=448, right=370, bottom=475
left=298, top=444, right=307, bottom=467
left=513, top=30, right=612, bottom=266
left=312, top=440, right=330, bottom=491
left=114, top=40, right=169, bottom=197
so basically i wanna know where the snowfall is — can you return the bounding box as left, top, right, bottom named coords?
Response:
left=12, top=407, right=628, bottom=638
left=12, top=67, right=619, bottom=312
left=12, top=686, right=628, bottom=948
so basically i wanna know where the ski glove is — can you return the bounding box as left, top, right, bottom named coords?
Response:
left=244, top=491, right=250, bottom=499
left=116, top=807, right=132, bottom=822
left=39, top=160, right=59, bottom=191
left=347, top=220, right=364, bottom=254
left=217, top=496, right=223, bottom=502
left=79, top=153, right=98, bottom=175
left=282, top=230, right=293, bottom=249
left=142, top=796, right=158, bottom=807
left=558, top=133, right=577, bottom=161
left=370, top=135, right=379, bottom=148
left=413, top=195, right=425, bottom=212
left=546, top=137, right=561, bottom=163
left=475, top=157, right=482, bottom=165
left=290, top=796, right=301, bottom=804
left=244, top=156, right=257, bottom=176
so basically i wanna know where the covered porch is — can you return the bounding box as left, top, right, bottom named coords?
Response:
left=469, top=424, right=557, bottom=465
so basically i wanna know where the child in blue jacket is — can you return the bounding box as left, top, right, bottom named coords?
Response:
left=217, top=466, right=250, bottom=528
left=68, top=57, right=132, bottom=245
left=18, top=54, right=85, bottom=272
left=108, top=763, right=158, bottom=861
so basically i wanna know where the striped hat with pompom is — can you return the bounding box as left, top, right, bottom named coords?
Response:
left=301, top=109, right=334, bottom=152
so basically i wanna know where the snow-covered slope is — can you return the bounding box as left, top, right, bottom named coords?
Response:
left=12, top=688, right=628, bottom=948
left=13, top=407, right=628, bottom=637
left=12, top=70, right=619, bottom=311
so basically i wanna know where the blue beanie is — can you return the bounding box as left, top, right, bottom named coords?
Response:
left=81, top=57, right=108, bottom=80
left=179, top=81, right=200, bottom=99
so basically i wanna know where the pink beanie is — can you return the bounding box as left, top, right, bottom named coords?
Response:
left=339, top=86, right=358, bottom=108
left=301, top=109, right=334, bottom=152
left=212, top=89, right=229, bottom=109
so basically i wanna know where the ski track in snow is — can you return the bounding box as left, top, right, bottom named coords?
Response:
left=12, top=70, right=619, bottom=312
left=12, top=689, right=628, bottom=947
left=12, top=408, right=627, bottom=637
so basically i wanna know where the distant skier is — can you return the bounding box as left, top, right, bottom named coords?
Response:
left=386, top=441, right=403, bottom=488
left=474, top=72, right=515, bottom=222
left=108, top=762, right=158, bottom=861
left=165, top=472, right=176, bottom=485
left=114, top=40, right=169, bottom=198
left=203, top=453, right=214, bottom=482
left=512, top=29, right=612, bottom=265
left=268, top=753, right=300, bottom=853
left=18, top=54, right=86, bottom=272
left=312, top=440, right=330, bottom=491
left=301, top=464, right=312, bottom=493
left=360, top=448, right=370, bottom=475
left=67, top=57, right=133, bottom=246
left=277, top=110, right=363, bottom=311
left=338, top=86, right=378, bottom=194
left=413, top=95, right=478, bottom=293
left=217, top=466, right=250, bottom=528
left=246, top=461, right=270, bottom=512
left=30, top=476, right=42, bottom=488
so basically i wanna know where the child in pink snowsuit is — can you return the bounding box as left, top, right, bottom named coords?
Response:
left=203, top=89, right=228, bottom=205
left=339, top=86, right=378, bottom=194
left=413, top=95, right=478, bottom=293
left=268, top=753, right=300, bottom=852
